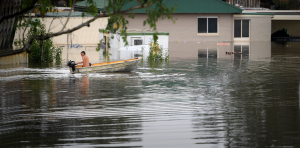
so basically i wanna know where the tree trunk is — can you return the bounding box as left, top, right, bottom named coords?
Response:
left=40, top=32, right=44, bottom=62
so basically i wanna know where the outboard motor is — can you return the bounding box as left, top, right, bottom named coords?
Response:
left=67, top=60, right=76, bottom=72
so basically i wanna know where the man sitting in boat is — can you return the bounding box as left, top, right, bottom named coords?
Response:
left=76, top=51, right=90, bottom=67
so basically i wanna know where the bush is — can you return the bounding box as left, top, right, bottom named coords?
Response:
left=147, top=41, right=169, bottom=61
left=15, top=19, right=62, bottom=63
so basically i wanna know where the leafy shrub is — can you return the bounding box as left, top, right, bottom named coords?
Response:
left=15, top=19, right=62, bottom=63
left=147, top=41, right=169, bottom=61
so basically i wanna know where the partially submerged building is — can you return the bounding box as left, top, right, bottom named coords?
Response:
left=121, top=0, right=277, bottom=59
left=123, top=0, right=273, bottom=43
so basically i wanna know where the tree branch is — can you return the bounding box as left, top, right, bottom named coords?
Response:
left=18, top=36, right=34, bottom=52
left=23, top=10, right=33, bottom=46
left=35, top=3, right=151, bottom=40
left=18, top=2, right=153, bottom=52
left=60, top=0, right=76, bottom=31
left=48, top=17, right=57, bottom=33
left=0, top=0, right=38, bottom=24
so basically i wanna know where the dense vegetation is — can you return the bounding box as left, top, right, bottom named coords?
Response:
left=14, top=19, right=62, bottom=63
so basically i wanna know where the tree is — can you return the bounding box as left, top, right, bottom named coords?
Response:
left=272, top=0, right=300, bottom=10
left=1, top=0, right=176, bottom=53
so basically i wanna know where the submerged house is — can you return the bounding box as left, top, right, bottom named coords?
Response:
left=121, top=0, right=274, bottom=59
left=123, top=0, right=273, bottom=43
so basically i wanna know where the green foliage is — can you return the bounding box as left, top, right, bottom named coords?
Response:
left=54, top=46, right=62, bottom=64
left=147, top=41, right=168, bottom=61
left=15, top=19, right=62, bottom=63
left=96, top=43, right=101, bottom=51
left=103, top=50, right=111, bottom=56
left=22, top=0, right=53, bottom=17
left=148, top=60, right=163, bottom=70
left=105, top=0, right=176, bottom=45
left=86, top=0, right=98, bottom=16
left=164, top=50, right=169, bottom=61
left=273, top=0, right=300, bottom=10
left=107, top=41, right=111, bottom=49
left=96, top=39, right=103, bottom=51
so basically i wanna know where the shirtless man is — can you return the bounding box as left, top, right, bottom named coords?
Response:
left=76, top=51, right=90, bottom=67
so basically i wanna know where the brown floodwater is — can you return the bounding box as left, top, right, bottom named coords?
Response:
left=0, top=41, right=300, bottom=147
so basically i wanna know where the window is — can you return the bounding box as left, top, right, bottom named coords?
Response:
left=234, top=20, right=249, bottom=38
left=198, top=17, right=218, bottom=33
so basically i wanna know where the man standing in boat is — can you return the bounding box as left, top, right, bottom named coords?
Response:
left=76, top=51, right=90, bottom=67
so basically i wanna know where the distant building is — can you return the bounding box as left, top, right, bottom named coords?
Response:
left=50, top=0, right=70, bottom=7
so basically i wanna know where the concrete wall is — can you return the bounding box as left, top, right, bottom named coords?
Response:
left=234, top=15, right=272, bottom=42
left=14, top=17, right=108, bottom=47
left=125, top=14, right=234, bottom=43
left=0, top=51, right=28, bottom=65
left=272, top=20, right=300, bottom=36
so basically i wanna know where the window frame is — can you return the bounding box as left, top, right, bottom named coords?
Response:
left=234, top=19, right=250, bottom=40
left=197, top=17, right=219, bottom=36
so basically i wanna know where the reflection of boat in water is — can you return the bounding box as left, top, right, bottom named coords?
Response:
left=68, top=58, right=141, bottom=74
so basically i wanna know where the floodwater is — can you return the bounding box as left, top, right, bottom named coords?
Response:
left=1, top=41, right=300, bottom=147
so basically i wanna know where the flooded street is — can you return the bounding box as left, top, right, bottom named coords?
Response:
left=1, top=42, right=300, bottom=147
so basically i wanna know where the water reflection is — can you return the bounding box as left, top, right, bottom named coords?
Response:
left=191, top=56, right=300, bottom=147
left=168, top=41, right=271, bottom=60
left=272, top=41, right=300, bottom=56
left=0, top=68, right=144, bottom=147
left=81, top=74, right=89, bottom=97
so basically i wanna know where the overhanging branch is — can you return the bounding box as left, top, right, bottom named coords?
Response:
left=35, top=3, right=151, bottom=40
left=0, top=0, right=38, bottom=24
left=18, top=2, right=153, bottom=52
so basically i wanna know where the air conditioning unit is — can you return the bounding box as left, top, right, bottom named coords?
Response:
left=131, top=38, right=143, bottom=46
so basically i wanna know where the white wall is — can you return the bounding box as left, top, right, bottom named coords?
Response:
left=110, top=34, right=169, bottom=49
left=14, top=17, right=108, bottom=47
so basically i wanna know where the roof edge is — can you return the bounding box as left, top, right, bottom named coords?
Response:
left=216, top=0, right=243, bottom=13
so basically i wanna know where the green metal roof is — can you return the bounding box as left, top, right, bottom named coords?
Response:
left=242, top=13, right=274, bottom=15
left=36, top=12, right=96, bottom=17
left=123, top=0, right=243, bottom=14
left=118, top=29, right=169, bottom=36
left=126, top=32, right=169, bottom=36
left=74, top=0, right=108, bottom=13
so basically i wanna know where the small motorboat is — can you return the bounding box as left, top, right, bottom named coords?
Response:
left=67, top=58, right=141, bottom=74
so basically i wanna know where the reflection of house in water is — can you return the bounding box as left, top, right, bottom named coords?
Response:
left=198, top=48, right=218, bottom=59
left=233, top=44, right=250, bottom=59
left=197, top=42, right=271, bottom=60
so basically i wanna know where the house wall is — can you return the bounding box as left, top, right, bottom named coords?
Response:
left=125, top=13, right=234, bottom=43
left=44, top=17, right=108, bottom=46
left=234, top=15, right=272, bottom=42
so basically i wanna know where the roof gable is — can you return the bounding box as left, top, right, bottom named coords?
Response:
left=123, top=0, right=243, bottom=14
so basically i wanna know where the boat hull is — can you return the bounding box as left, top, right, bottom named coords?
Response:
left=70, top=58, right=141, bottom=73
